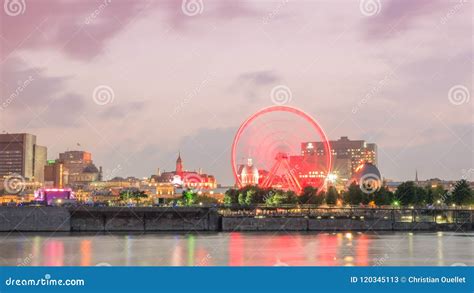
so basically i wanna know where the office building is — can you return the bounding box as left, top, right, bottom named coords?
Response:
left=0, top=133, right=47, bottom=182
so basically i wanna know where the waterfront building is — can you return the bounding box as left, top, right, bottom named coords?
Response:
left=89, top=177, right=140, bottom=190
left=152, top=153, right=217, bottom=190
left=238, top=158, right=259, bottom=186
left=349, top=162, right=382, bottom=193
left=235, top=136, right=378, bottom=192
left=44, top=160, right=68, bottom=188
left=34, top=188, right=74, bottom=205
left=301, top=136, right=377, bottom=181
left=57, top=151, right=102, bottom=187
left=0, top=133, right=47, bottom=182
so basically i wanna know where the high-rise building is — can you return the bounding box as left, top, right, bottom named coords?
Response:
left=0, top=133, right=47, bottom=182
left=302, top=136, right=378, bottom=180
left=57, top=151, right=101, bottom=186
left=44, top=160, right=68, bottom=188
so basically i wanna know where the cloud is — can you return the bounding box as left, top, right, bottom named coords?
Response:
left=229, top=70, right=281, bottom=100
left=363, top=0, right=448, bottom=39
left=101, top=101, right=147, bottom=119
left=0, top=58, right=85, bottom=128
left=1, top=0, right=150, bottom=61
left=1, top=58, right=66, bottom=108
left=37, top=93, right=86, bottom=127
left=238, top=70, right=280, bottom=85
left=159, top=0, right=260, bottom=30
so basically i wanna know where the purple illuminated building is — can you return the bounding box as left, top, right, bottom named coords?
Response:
left=35, top=188, right=74, bottom=205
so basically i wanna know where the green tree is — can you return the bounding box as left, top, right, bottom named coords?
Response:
left=325, top=186, right=338, bottom=205
left=263, top=189, right=297, bottom=206
left=245, top=189, right=256, bottom=205
left=432, top=185, right=447, bottom=203
left=424, top=186, right=436, bottom=205
left=373, top=186, right=394, bottom=206
left=299, top=186, right=323, bottom=205
left=120, top=189, right=148, bottom=204
left=394, top=181, right=427, bottom=206
left=451, top=179, right=472, bottom=206
left=343, top=182, right=364, bottom=205
left=182, top=189, right=198, bottom=206
left=238, top=192, right=246, bottom=205
left=285, top=190, right=298, bottom=204
left=224, top=188, right=239, bottom=205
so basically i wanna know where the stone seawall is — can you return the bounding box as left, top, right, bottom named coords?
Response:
left=0, top=207, right=472, bottom=232
left=0, top=207, right=220, bottom=232
left=0, top=207, right=70, bottom=232
left=221, top=217, right=473, bottom=232
left=70, top=207, right=220, bottom=232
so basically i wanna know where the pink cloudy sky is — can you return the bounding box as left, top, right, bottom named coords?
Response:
left=0, top=0, right=472, bottom=184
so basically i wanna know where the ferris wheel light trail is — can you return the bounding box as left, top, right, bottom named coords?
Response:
left=231, top=105, right=332, bottom=193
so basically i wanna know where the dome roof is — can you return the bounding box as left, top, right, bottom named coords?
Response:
left=83, top=164, right=99, bottom=173
left=351, top=162, right=381, bottom=182
left=241, top=164, right=259, bottom=177
left=241, top=158, right=258, bottom=177
left=350, top=162, right=382, bottom=193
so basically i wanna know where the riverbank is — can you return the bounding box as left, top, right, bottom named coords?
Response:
left=0, top=206, right=472, bottom=232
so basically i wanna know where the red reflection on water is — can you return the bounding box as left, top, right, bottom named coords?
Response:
left=80, top=240, right=91, bottom=266
left=355, top=234, right=370, bottom=266
left=195, top=248, right=211, bottom=266
left=227, top=232, right=371, bottom=266
left=316, top=234, right=338, bottom=266
left=171, top=242, right=183, bottom=266
left=229, top=233, right=244, bottom=266
left=43, top=241, right=64, bottom=266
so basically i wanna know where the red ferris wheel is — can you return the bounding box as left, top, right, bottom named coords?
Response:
left=231, top=106, right=332, bottom=194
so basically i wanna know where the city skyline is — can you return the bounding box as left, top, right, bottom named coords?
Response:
left=1, top=1, right=472, bottom=185
left=0, top=130, right=468, bottom=186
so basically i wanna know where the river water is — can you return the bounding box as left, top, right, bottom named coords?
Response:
left=0, top=232, right=472, bottom=266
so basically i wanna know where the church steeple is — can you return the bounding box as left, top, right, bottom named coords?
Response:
left=415, top=169, right=419, bottom=182
left=176, top=151, right=183, bottom=174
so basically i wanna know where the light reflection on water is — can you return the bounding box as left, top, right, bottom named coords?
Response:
left=0, top=232, right=472, bottom=266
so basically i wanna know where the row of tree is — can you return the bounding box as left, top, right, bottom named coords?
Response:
left=223, top=179, right=473, bottom=207
left=224, top=185, right=341, bottom=206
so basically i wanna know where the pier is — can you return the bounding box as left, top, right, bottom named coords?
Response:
left=0, top=206, right=472, bottom=232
